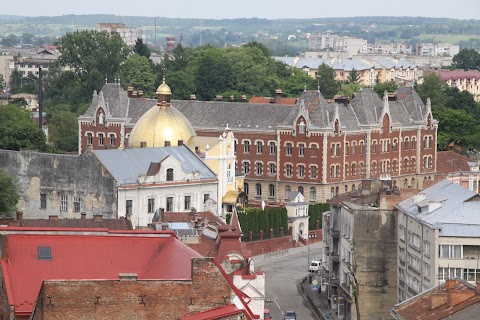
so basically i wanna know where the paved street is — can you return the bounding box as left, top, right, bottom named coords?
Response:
left=253, top=242, right=323, bottom=320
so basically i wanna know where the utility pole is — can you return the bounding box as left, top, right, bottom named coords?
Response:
left=38, top=67, right=43, bottom=130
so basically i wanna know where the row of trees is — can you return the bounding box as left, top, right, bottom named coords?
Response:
left=236, top=207, right=289, bottom=242
left=308, top=203, right=330, bottom=230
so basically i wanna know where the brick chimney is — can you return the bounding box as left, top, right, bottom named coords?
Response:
left=93, top=214, right=103, bottom=222
left=48, top=215, right=59, bottom=222
left=81, top=212, right=86, bottom=219
left=127, top=86, right=134, bottom=97
left=445, top=279, right=457, bottom=290
left=241, top=95, right=247, bottom=102
left=16, top=212, right=23, bottom=221
left=190, top=94, right=196, bottom=100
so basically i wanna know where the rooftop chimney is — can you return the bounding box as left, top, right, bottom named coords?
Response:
left=48, top=215, right=59, bottom=222
left=229, top=95, right=235, bottom=102
left=81, top=212, right=86, bottom=219
left=215, top=95, right=223, bottom=101
left=16, top=212, right=23, bottom=221
left=93, top=214, right=103, bottom=222
left=241, top=95, right=247, bottom=102
left=190, top=94, right=196, bottom=100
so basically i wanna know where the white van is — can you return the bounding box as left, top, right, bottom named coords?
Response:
left=309, top=260, right=321, bottom=272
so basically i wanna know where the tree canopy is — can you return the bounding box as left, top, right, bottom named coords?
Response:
left=0, top=169, right=20, bottom=217
left=316, top=64, right=340, bottom=99
left=133, top=37, right=151, bottom=58
left=452, top=48, right=480, bottom=71
left=0, top=104, right=47, bottom=151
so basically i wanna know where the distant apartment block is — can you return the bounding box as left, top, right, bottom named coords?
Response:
left=14, top=48, right=59, bottom=79
left=428, top=69, right=480, bottom=101
left=0, top=51, right=14, bottom=87
left=274, top=56, right=418, bottom=86
left=366, top=43, right=413, bottom=55
left=96, top=23, right=138, bottom=46
left=396, top=180, right=480, bottom=303
left=416, top=43, right=460, bottom=57
left=308, top=32, right=367, bottom=56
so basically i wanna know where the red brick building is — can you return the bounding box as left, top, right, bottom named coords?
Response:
left=78, top=84, right=437, bottom=204
left=0, top=228, right=258, bottom=319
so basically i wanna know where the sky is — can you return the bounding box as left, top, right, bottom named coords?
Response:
left=2, top=0, right=479, bottom=20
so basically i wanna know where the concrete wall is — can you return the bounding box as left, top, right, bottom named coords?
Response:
left=0, top=149, right=117, bottom=218
left=352, top=209, right=397, bottom=320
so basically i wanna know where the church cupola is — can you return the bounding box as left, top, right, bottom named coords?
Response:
left=156, top=76, right=172, bottom=106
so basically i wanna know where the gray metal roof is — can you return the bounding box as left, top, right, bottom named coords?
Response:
left=81, top=83, right=430, bottom=134
left=93, top=145, right=216, bottom=184
left=331, top=59, right=372, bottom=71
left=396, top=180, right=480, bottom=237
left=273, top=56, right=297, bottom=67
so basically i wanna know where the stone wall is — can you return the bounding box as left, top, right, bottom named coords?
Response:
left=0, top=149, right=117, bottom=219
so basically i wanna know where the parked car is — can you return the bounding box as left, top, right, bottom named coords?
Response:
left=283, top=310, right=297, bottom=320
left=264, top=308, right=272, bottom=320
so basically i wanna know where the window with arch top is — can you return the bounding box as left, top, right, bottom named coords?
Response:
left=166, top=168, right=174, bottom=181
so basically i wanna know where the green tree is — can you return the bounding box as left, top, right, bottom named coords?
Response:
left=55, top=30, right=130, bottom=96
left=133, top=37, right=151, bottom=58
left=195, top=51, right=232, bottom=101
left=415, top=74, right=448, bottom=109
left=373, top=81, right=398, bottom=98
left=434, top=107, right=480, bottom=150
left=21, top=33, right=35, bottom=44
left=9, top=69, right=22, bottom=93
left=452, top=48, right=480, bottom=70
left=316, top=63, right=340, bottom=99
left=47, top=110, right=79, bottom=152
left=0, top=104, right=47, bottom=151
left=0, top=74, right=4, bottom=90
left=119, top=54, right=156, bottom=97
left=0, top=169, right=20, bottom=217
left=347, top=68, right=360, bottom=84
left=338, top=83, right=361, bottom=99
left=1, top=34, right=19, bottom=47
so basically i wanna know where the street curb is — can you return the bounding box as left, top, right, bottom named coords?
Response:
left=298, top=277, right=323, bottom=320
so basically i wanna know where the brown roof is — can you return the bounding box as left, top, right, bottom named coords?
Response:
left=391, top=279, right=480, bottom=320
left=437, top=69, right=480, bottom=81
left=248, top=96, right=297, bottom=105
left=160, top=211, right=224, bottom=226
left=437, top=151, right=474, bottom=173
left=11, top=216, right=133, bottom=230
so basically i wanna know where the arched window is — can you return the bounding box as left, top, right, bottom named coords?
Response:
left=393, top=160, right=398, bottom=172
left=411, top=157, right=416, bottom=171
left=352, top=184, right=356, bottom=191
left=269, top=184, right=275, bottom=197
left=286, top=143, right=293, bottom=156
left=310, top=187, right=316, bottom=200
left=86, top=132, right=93, bottom=145
left=285, top=185, right=292, bottom=198
left=109, top=133, right=115, bottom=145
left=227, top=164, right=232, bottom=181
left=403, top=158, right=408, bottom=171
left=344, top=185, right=348, bottom=193
left=372, top=140, right=377, bottom=153
left=98, top=133, right=104, bottom=145
left=404, top=137, right=409, bottom=150
left=244, top=183, right=249, bottom=195
left=298, top=186, right=304, bottom=195
left=330, top=187, right=335, bottom=199
left=299, top=144, right=305, bottom=156
left=404, top=179, right=408, bottom=188
left=256, top=141, right=263, bottom=154
left=166, top=168, right=174, bottom=181
left=256, top=183, right=262, bottom=196
left=411, top=178, right=415, bottom=188
left=352, top=141, right=357, bottom=155
left=299, top=119, right=306, bottom=134
left=335, top=186, right=339, bottom=196
left=351, top=163, right=356, bottom=176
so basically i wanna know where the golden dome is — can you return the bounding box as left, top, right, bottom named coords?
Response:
left=128, top=103, right=196, bottom=148
left=156, top=78, right=172, bottom=95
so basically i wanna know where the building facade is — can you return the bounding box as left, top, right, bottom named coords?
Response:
left=396, top=180, right=480, bottom=303
left=79, top=84, right=437, bottom=205
left=322, top=180, right=412, bottom=320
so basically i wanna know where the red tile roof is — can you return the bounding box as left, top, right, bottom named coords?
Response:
left=436, top=69, right=480, bottom=81
left=1, top=229, right=202, bottom=316
left=10, top=217, right=133, bottom=230
left=437, top=151, right=475, bottom=173
left=391, top=279, right=480, bottom=320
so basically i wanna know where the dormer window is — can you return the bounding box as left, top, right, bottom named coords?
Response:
left=299, top=120, right=306, bottom=134
left=166, top=168, right=174, bottom=181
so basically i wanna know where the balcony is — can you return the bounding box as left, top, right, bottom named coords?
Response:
left=331, top=229, right=340, bottom=238
left=330, top=253, right=340, bottom=263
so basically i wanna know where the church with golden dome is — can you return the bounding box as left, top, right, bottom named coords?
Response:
left=78, top=78, right=246, bottom=225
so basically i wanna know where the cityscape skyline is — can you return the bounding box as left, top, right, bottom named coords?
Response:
left=2, top=0, right=479, bottom=20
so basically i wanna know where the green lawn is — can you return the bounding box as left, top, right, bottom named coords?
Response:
left=413, top=34, right=480, bottom=44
